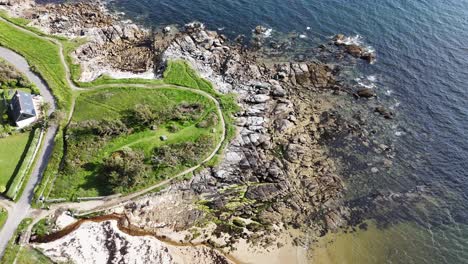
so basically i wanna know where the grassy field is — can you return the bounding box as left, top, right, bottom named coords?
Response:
left=164, top=60, right=239, bottom=140
left=0, top=19, right=72, bottom=111
left=49, top=87, right=223, bottom=199
left=0, top=132, right=32, bottom=193
left=0, top=207, right=7, bottom=230
left=164, top=60, right=215, bottom=94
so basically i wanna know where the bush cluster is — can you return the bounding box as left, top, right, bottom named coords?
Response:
left=102, top=148, right=149, bottom=192
left=151, top=135, right=215, bottom=169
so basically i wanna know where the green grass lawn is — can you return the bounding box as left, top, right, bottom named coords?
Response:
left=164, top=60, right=240, bottom=147
left=164, top=60, right=214, bottom=94
left=0, top=132, right=32, bottom=193
left=49, top=87, right=223, bottom=199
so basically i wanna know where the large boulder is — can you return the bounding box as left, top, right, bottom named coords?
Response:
left=356, top=88, right=376, bottom=98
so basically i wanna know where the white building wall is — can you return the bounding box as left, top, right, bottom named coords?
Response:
left=16, top=116, right=37, bottom=128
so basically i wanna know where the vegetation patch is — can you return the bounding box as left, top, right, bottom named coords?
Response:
left=0, top=58, right=38, bottom=94
left=0, top=60, right=41, bottom=197
left=32, top=218, right=52, bottom=237
left=0, top=13, right=240, bottom=203
left=164, top=60, right=240, bottom=161
left=15, top=246, right=53, bottom=264
left=0, top=206, right=7, bottom=229
left=0, top=130, right=33, bottom=193
left=5, top=128, right=41, bottom=200
left=33, top=130, right=64, bottom=204
left=1, top=217, right=32, bottom=264
left=49, top=87, right=222, bottom=199
left=0, top=19, right=72, bottom=111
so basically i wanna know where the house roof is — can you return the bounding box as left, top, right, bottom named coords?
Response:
left=10, top=90, right=36, bottom=122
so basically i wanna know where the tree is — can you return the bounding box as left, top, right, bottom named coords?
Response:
left=131, top=104, right=156, bottom=126
left=102, top=148, right=148, bottom=191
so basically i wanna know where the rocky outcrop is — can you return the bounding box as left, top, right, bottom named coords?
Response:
left=0, top=0, right=32, bottom=6
left=356, top=88, right=376, bottom=98
left=334, top=34, right=376, bottom=63
left=157, top=22, right=353, bottom=239
left=15, top=2, right=155, bottom=81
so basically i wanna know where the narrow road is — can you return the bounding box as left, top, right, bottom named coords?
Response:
left=0, top=47, right=58, bottom=256
left=0, top=16, right=227, bottom=258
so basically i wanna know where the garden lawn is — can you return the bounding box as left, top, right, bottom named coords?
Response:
left=50, top=87, right=223, bottom=199
left=0, top=132, right=31, bottom=193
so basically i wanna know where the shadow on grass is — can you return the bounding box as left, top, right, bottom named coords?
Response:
left=5, top=129, right=35, bottom=194
left=78, top=163, right=114, bottom=197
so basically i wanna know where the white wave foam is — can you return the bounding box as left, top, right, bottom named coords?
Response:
left=389, top=102, right=400, bottom=110
left=395, top=131, right=405, bottom=136
left=336, top=34, right=376, bottom=56
left=367, top=75, right=377, bottom=82
left=366, top=46, right=376, bottom=53
left=355, top=76, right=377, bottom=89
left=336, top=34, right=363, bottom=46
left=299, top=34, right=307, bottom=39
left=263, top=28, right=273, bottom=38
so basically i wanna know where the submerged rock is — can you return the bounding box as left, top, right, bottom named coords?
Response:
left=356, top=88, right=376, bottom=98
left=375, top=106, right=394, bottom=119
left=254, top=25, right=268, bottom=35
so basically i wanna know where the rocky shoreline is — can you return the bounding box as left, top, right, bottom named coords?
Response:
left=1, top=0, right=397, bottom=263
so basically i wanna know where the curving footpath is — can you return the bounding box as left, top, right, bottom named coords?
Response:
left=0, top=17, right=226, bottom=258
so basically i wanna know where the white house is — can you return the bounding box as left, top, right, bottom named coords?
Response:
left=9, top=90, right=37, bottom=128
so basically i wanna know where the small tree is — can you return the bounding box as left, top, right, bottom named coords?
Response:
left=40, top=102, right=51, bottom=118
left=131, top=104, right=156, bottom=126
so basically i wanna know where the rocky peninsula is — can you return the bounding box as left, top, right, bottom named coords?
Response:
left=0, top=0, right=402, bottom=263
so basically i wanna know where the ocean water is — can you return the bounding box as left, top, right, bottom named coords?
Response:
left=43, top=0, right=468, bottom=263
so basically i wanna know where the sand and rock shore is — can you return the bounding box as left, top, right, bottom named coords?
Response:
left=0, top=1, right=396, bottom=263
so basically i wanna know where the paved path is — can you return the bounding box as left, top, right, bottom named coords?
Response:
left=0, top=47, right=58, bottom=256
left=0, top=16, right=227, bottom=258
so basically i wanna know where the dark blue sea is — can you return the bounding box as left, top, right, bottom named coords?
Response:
left=46, top=0, right=468, bottom=262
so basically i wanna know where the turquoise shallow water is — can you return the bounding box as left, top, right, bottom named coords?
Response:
left=40, top=0, right=468, bottom=262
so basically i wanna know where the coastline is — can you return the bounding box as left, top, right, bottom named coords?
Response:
left=0, top=1, right=395, bottom=263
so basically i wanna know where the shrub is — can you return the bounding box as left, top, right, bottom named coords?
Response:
left=128, top=104, right=157, bottom=127
left=167, top=124, right=180, bottom=133
left=151, top=135, right=215, bottom=169
left=196, top=113, right=218, bottom=128
left=103, top=148, right=149, bottom=192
